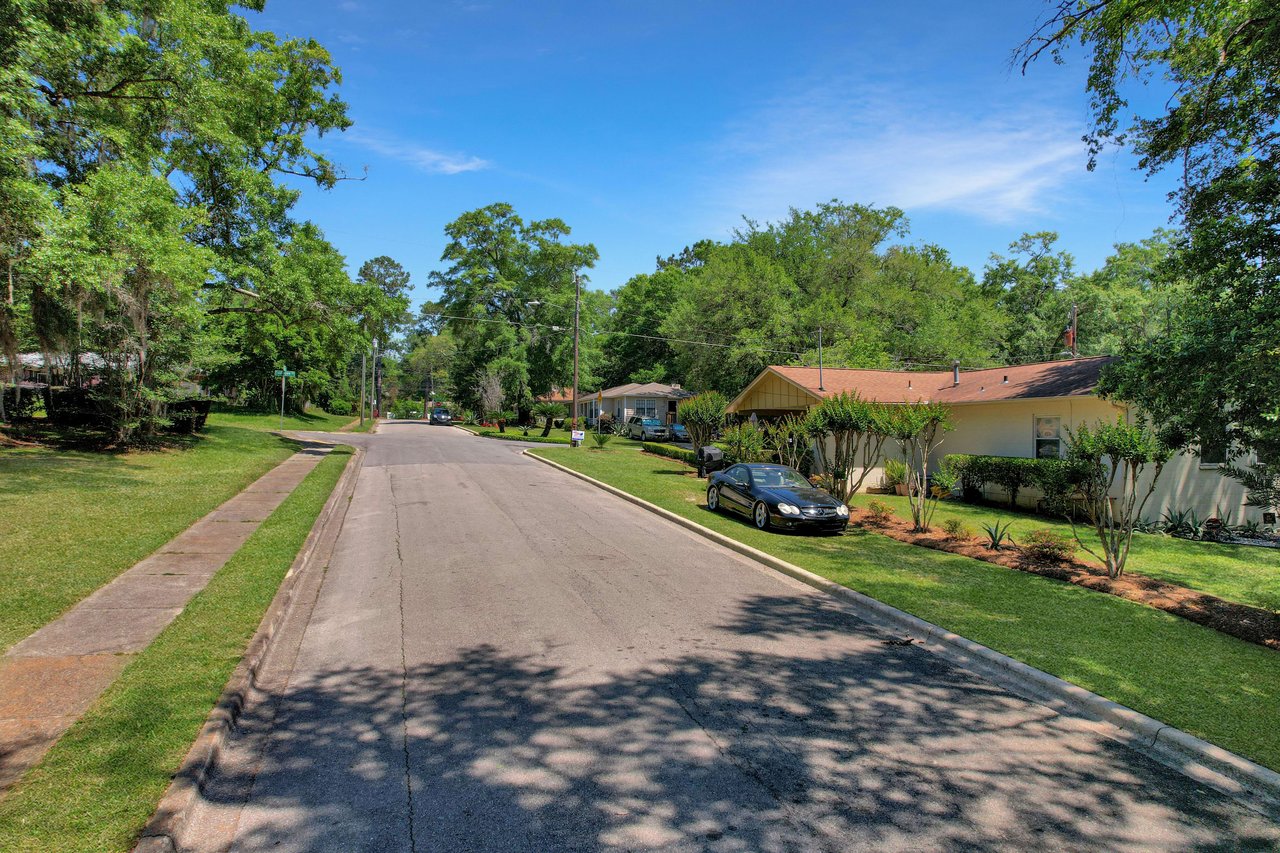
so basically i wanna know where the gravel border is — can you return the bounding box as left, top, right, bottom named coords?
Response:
left=526, top=449, right=1280, bottom=820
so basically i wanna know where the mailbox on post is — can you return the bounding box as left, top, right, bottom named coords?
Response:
left=696, top=445, right=724, bottom=478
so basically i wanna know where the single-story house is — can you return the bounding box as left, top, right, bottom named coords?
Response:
left=535, top=387, right=575, bottom=410
left=728, top=357, right=1269, bottom=525
left=575, top=382, right=694, bottom=425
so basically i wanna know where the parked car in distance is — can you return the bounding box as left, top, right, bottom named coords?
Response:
left=706, top=463, right=849, bottom=533
left=626, top=417, right=670, bottom=441
left=429, top=408, right=452, bottom=425
left=670, top=423, right=689, bottom=443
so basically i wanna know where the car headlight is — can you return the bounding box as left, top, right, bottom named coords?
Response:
left=836, top=504, right=850, bottom=517
left=777, top=503, right=800, bottom=516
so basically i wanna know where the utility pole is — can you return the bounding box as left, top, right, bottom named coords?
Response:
left=372, top=337, right=380, bottom=419
left=571, top=272, right=581, bottom=446
left=818, top=326, right=825, bottom=391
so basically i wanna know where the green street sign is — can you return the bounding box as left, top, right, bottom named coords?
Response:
left=274, top=369, right=296, bottom=378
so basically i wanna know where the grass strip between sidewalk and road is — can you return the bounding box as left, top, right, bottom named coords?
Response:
left=530, top=444, right=1280, bottom=773
left=0, top=446, right=353, bottom=853
left=461, top=424, right=572, bottom=444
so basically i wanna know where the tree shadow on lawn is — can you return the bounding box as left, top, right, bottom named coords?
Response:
left=198, top=592, right=1278, bottom=852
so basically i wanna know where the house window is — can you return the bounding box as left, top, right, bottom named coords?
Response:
left=1199, top=442, right=1227, bottom=467
left=633, top=399, right=657, bottom=419
left=1034, top=417, right=1062, bottom=458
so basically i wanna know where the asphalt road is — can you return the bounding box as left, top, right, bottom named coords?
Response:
left=184, top=421, right=1280, bottom=852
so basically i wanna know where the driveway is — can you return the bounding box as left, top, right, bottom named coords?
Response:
left=183, top=421, right=1279, bottom=851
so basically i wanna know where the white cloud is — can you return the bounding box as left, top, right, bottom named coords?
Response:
left=710, top=80, right=1085, bottom=226
left=347, top=129, right=490, bottom=175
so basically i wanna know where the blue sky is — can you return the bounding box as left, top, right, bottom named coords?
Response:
left=255, top=0, right=1179, bottom=307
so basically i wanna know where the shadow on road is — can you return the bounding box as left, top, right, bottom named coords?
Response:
left=202, top=593, right=1277, bottom=852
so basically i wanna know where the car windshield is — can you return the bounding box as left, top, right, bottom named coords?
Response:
left=642, top=419, right=662, bottom=426
left=751, top=467, right=811, bottom=490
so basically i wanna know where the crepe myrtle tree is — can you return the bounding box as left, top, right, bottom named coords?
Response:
left=1066, top=418, right=1171, bottom=579
left=767, top=414, right=811, bottom=472
left=677, top=391, right=727, bottom=460
left=804, top=393, right=893, bottom=503
left=884, top=402, right=954, bottom=532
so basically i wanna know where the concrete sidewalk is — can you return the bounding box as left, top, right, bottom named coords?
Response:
left=0, top=442, right=333, bottom=796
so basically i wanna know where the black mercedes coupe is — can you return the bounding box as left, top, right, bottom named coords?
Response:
left=706, top=463, right=849, bottom=533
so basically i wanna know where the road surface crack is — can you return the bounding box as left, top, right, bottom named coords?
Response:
left=388, top=470, right=418, bottom=853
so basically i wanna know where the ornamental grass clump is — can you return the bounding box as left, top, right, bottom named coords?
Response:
left=941, top=518, right=972, bottom=541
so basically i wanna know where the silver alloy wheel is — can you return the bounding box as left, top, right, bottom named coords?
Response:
left=753, top=501, right=769, bottom=530
left=707, top=485, right=719, bottom=511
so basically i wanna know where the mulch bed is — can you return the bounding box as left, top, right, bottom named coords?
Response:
left=851, top=509, right=1280, bottom=652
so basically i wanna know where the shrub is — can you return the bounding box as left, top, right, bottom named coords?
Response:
left=882, top=458, right=908, bottom=488
left=944, top=453, right=1088, bottom=513
left=644, top=442, right=696, bottom=465
left=324, top=398, right=354, bottom=417
left=677, top=392, right=726, bottom=451
left=719, top=422, right=770, bottom=464
left=864, top=499, right=895, bottom=525
left=941, top=518, right=972, bottom=540
left=1021, top=529, right=1077, bottom=563
left=930, top=460, right=960, bottom=498
left=0, top=386, right=40, bottom=421
left=590, top=432, right=612, bottom=449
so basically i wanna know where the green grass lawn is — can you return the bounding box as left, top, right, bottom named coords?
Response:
left=206, top=405, right=355, bottom=433
left=465, top=424, right=574, bottom=444
left=846, top=493, right=1280, bottom=613
left=0, top=447, right=352, bottom=853
left=532, top=445, right=1280, bottom=772
left=0, top=409, right=347, bottom=652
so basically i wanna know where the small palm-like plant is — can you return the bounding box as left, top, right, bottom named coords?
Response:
left=981, top=519, right=1014, bottom=551
left=532, top=401, right=566, bottom=437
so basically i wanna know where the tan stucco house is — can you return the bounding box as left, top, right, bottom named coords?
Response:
left=576, top=382, right=693, bottom=426
left=728, top=357, right=1267, bottom=524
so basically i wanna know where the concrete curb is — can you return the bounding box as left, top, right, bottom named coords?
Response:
left=133, top=446, right=364, bottom=853
left=525, top=449, right=1280, bottom=819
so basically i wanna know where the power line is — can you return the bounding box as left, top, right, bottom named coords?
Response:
left=429, top=312, right=803, bottom=357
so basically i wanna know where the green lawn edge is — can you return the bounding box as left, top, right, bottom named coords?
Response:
left=0, top=426, right=306, bottom=651
left=461, top=424, right=574, bottom=444
left=0, top=447, right=353, bottom=853
left=530, top=445, right=1280, bottom=773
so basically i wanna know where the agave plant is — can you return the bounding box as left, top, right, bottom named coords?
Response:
left=981, top=519, right=1015, bottom=551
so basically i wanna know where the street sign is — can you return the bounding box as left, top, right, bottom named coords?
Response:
left=273, top=369, right=296, bottom=378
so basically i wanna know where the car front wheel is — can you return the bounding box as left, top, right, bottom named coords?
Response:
left=753, top=501, right=770, bottom=530
left=707, top=485, right=719, bottom=512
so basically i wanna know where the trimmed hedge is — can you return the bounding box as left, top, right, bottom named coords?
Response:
left=945, top=453, right=1088, bottom=511
left=643, top=442, right=696, bottom=465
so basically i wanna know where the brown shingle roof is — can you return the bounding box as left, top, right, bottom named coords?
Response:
left=763, top=357, right=1112, bottom=406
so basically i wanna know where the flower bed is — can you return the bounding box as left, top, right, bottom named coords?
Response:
left=851, top=507, right=1280, bottom=651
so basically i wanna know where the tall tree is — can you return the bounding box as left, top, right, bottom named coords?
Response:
left=429, top=203, right=598, bottom=418
left=982, top=232, right=1076, bottom=362
left=1019, top=0, right=1280, bottom=460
